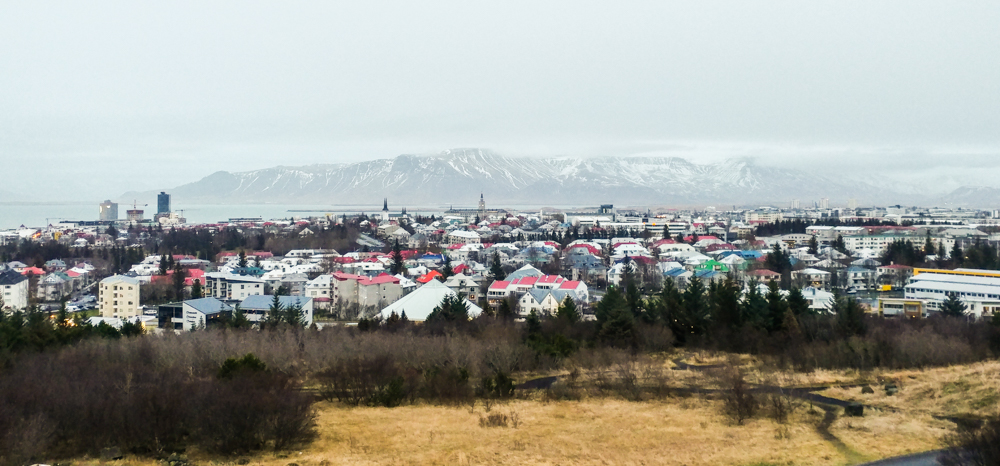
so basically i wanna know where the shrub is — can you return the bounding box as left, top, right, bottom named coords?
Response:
left=941, top=415, right=1000, bottom=466
left=719, top=365, right=758, bottom=425
left=0, top=339, right=315, bottom=463
left=479, top=412, right=509, bottom=428
left=317, top=355, right=410, bottom=407
left=218, top=353, right=268, bottom=379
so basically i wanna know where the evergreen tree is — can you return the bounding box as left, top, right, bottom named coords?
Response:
left=807, top=235, right=818, bottom=255
left=709, top=276, right=742, bottom=332
left=262, top=294, right=284, bottom=329
left=442, top=254, right=453, bottom=278
left=741, top=280, right=769, bottom=330
left=525, top=309, right=542, bottom=335
left=490, top=251, right=506, bottom=281
left=951, top=242, right=964, bottom=266
left=229, top=304, right=251, bottom=329
left=656, top=277, right=683, bottom=328
left=835, top=296, right=867, bottom=337
left=556, top=296, right=580, bottom=323
left=253, top=255, right=262, bottom=269
left=786, top=287, right=811, bottom=316
left=284, top=302, right=306, bottom=327
left=105, top=224, right=118, bottom=238
left=191, top=279, right=203, bottom=299
left=764, top=280, right=789, bottom=332
left=171, top=263, right=186, bottom=300
left=390, top=239, right=405, bottom=275
left=940, top=293, right=968, bottom=318
left=238, top=250, right=248, bottom=268
left=764, top=243, right=793, bottom=289
left=924, top=232, right=936, bottom=256
left=158, top=254, right=168, bottom=275
left=498, top=297, right=515, bottom=321
left=832, top=234, right=848, bottom=255
left=426, top=294, right=470, bottom=322
left=594, top=286, right=635, bottom=348
left=675, top=232, right=685, bottom=243
left=678, top=277, right=710, bottom=338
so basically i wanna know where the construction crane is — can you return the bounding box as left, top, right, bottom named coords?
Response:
left=132, top=200, right=148, bottom=209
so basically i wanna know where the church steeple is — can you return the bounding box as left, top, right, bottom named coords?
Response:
left=383, top=198, right=388, bottom=211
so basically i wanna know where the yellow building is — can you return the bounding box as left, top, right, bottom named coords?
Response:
left=99, top=275, right=142, bottom=319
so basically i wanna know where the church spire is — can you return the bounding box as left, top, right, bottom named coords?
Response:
left=383, top=198, right=388, bottom=211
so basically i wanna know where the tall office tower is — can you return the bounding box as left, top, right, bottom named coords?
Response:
left=157, top=192, right=171, bottom=214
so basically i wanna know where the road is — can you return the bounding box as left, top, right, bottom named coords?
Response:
left=858, top=450, right=944, bottom=466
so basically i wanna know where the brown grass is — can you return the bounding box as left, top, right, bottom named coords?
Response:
left=820, top=360, right=1000, bottom=418
left=60, top=396, right=951, bottom=466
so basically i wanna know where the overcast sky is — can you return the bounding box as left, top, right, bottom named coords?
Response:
left=2, top=1, right=999, bottom=201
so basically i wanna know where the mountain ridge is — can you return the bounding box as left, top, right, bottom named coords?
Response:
left=120, top=149, right=941, bottom=207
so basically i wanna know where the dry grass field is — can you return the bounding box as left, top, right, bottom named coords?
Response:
left=67, top=397, right=949, bottom=466
left=60, top=354, right=1000, bottom=466
left=820, top=360, right=1000, bottom=418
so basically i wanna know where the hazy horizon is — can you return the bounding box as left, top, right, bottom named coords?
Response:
left=2, top=1, right=999, bottom=201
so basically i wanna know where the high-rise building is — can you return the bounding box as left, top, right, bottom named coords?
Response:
left=791, top=199, right=800, bottom=209
left=99, top=200, right=118, bottom=221
left=848, top=198, right=858, bottom=210
left=820, top=198, right=830, bottom=209
left=157, top=192, right=171, bottom=214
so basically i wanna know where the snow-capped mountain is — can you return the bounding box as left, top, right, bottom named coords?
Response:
left=939, top=186, right=1000, bottom=208
left=121, top=149, right=911, bottom=206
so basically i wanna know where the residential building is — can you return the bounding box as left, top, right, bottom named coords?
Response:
left=158, top=297, right=232, bottom=331
left=487, top=274, right=587, bottom=309
left=802, top=287, right=835, bottom=312
left=0, top=270, right=29, bottom=312
left=305, top=274, right=333, bottom=309
left=202, top=272, right=265, bottom=301
left=443, top=273, right=482, bottom=302
left=845, top=266, right=876, bottom=290
left=99, top=275, right=142, bottom=319
left=792, top=268, right=831, bottom=289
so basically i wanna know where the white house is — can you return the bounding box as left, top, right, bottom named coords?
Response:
left=0, top=270, right=29, bottom=312
left=305, top=274, right=334, bottom=309
left=802, top=287, right=835, bottom=312
left=447, top=230, right=481, bottom=245
left=203, top=272, right=265, bottom=301
left=443, top=273, right=482, bottom=302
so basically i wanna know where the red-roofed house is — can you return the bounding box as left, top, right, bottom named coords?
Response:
left=416, top=270, right=443, bottom=284
left=487, top=274, right=589, bottom=309
left=568, top=244, right=602, bottom=255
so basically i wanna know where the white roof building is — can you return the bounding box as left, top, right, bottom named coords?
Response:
left=379, top=279, right=482, bottom=321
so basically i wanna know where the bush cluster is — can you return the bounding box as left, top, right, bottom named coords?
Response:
left=0, top=341, right=313, bottom=465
